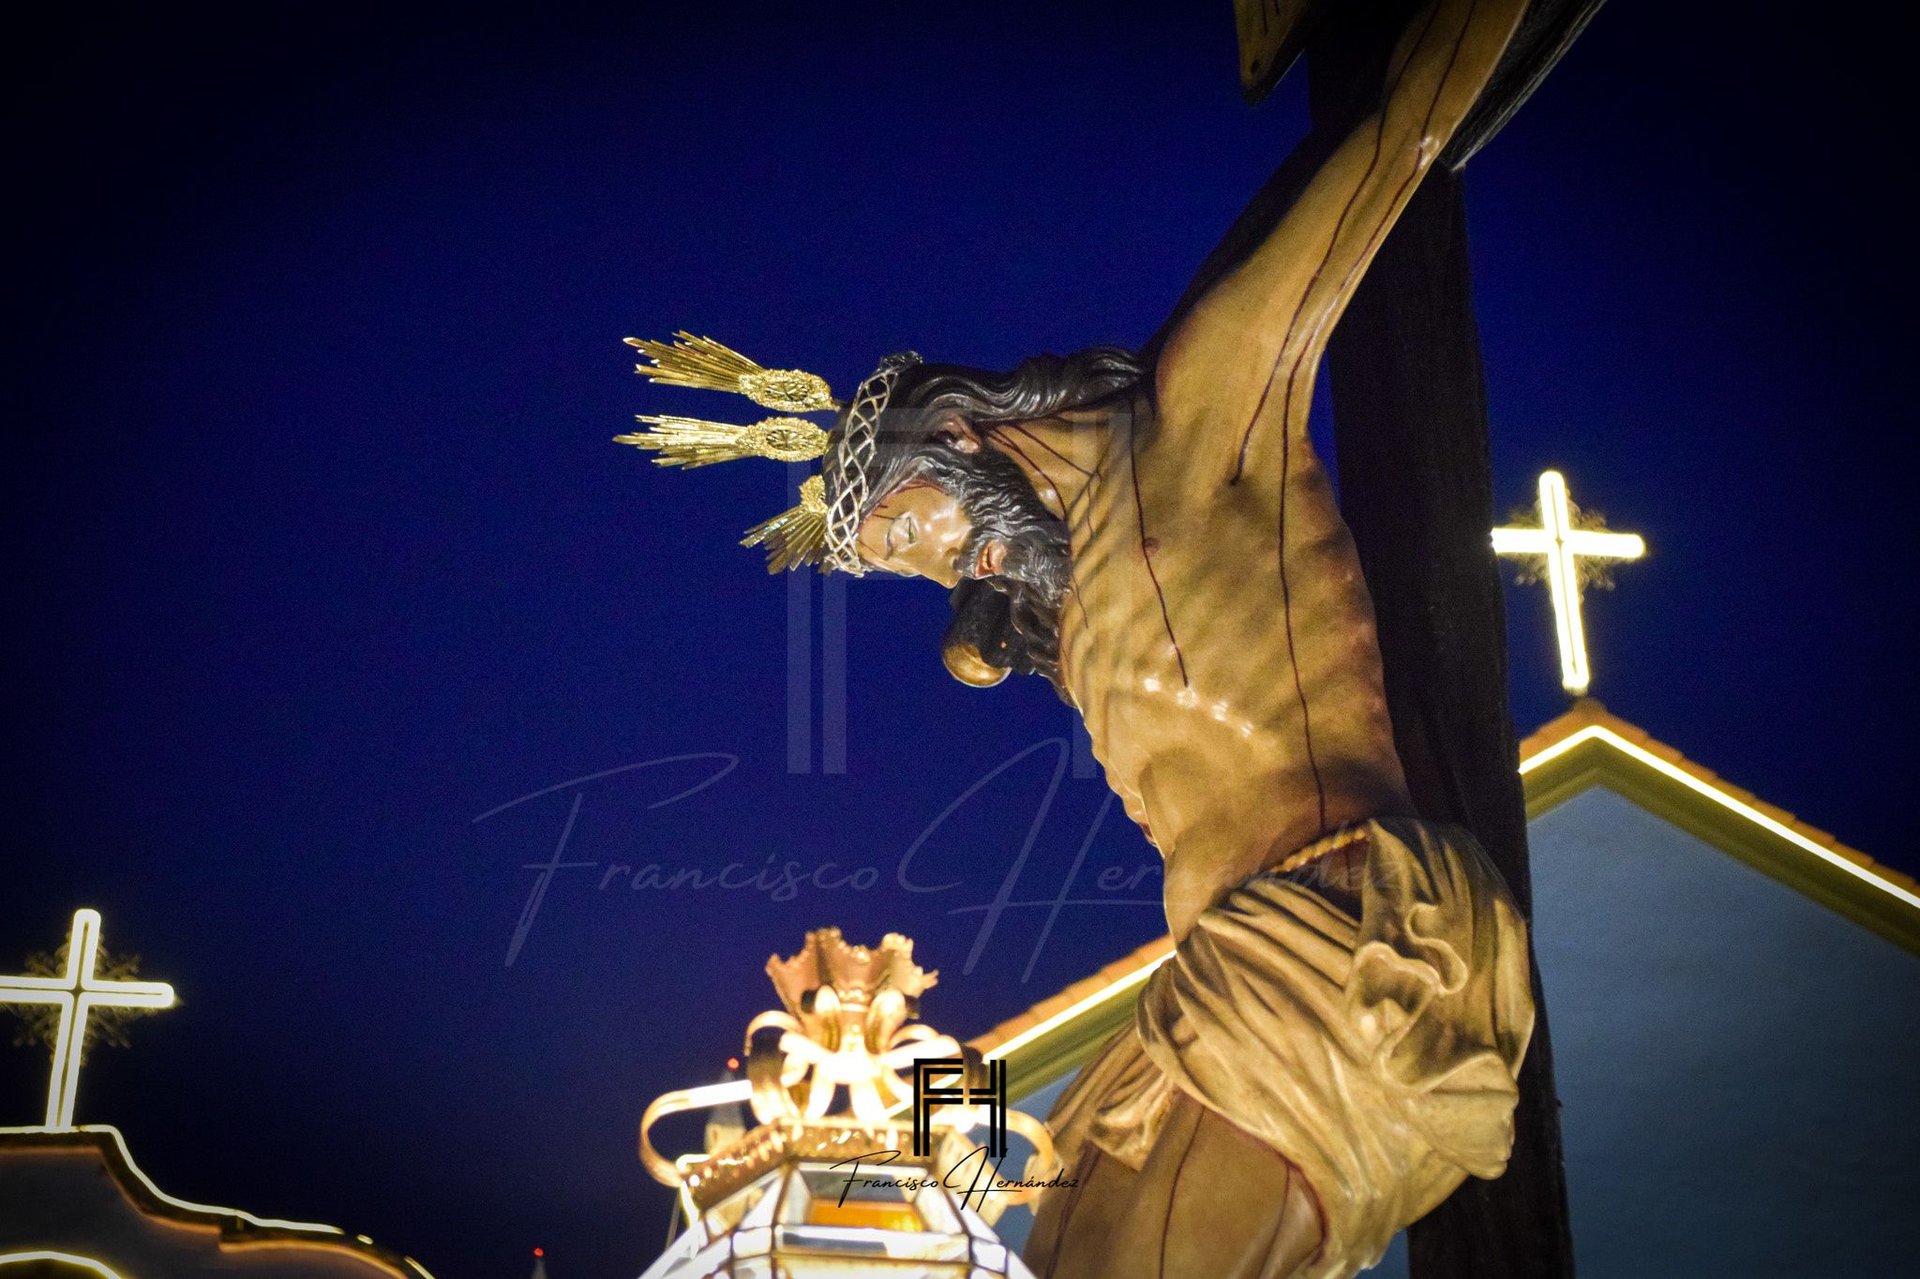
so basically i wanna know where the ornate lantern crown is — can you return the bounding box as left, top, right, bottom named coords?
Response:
left=638, top=930, right=1057, bottom=1279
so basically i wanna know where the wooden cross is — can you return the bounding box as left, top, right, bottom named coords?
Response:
left=1270, top=3, right=1607, bottom=1273
left=1493, top=470, right=1644, bottom=694
left=0, top=908, right=175, bottom=1129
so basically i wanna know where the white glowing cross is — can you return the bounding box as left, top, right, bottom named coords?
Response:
left=0, top=908, right=175, bottom=1129
left=1492, top=470, right=1645, bottom=695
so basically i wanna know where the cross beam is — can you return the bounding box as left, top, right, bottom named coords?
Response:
left=1493, top=470, right=1643, bottom=694
left=0, top=908, right=175, bottom=1129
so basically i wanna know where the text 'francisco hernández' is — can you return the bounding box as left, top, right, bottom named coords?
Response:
left=830, top=1147, right=1079, bottom=1213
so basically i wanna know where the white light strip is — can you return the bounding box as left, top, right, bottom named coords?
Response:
left=977, top=949, right=1168, bottom=1066
left=0, top=1123, right=343, bottom=1232
left=0, top=1251, right=125, bottom=1278
left=0, top=1125, right=440, bottom=1277
left=1520, top=724, right=1920, bottom=912
left=1539, top=472, right=1588, bottom=693
left=1562, top=529, right=1645, bottom=558
left=0, top=909, right=177, bottom=1129
left=95, top=1122, right=351, bottom=1233
left=1489, top=527, right=1544, bottom=554
left=1492, top=470, right=1645, bottom=696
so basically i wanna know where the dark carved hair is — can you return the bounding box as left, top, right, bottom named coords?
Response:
left=861, top=347, right=1147, bottom=505
left=853, top=346, right=1148, bottom=693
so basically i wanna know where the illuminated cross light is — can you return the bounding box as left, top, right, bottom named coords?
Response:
left=1492, top=470, right=1645, bottom=695
left=0, top=909, right=176, bottom=1130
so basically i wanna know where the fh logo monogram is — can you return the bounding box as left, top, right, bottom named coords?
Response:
left=912, top=1056, right=1007, bottom=1159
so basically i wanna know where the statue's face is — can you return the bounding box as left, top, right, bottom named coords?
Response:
left=852, top=425, right=1074, bottom=687
left=855, top=478, right=1008, bottom=586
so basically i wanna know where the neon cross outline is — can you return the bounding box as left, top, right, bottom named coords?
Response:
left=1492, top=470, right=1645, bottom=695
left=0, top=908, right=175, bottom=1129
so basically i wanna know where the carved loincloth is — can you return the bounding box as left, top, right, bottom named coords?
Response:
left=1025, top=818, right=1534, bottom=1279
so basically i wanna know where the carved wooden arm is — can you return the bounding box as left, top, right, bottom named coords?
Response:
left=1153, top=0, right=1528, bottom=477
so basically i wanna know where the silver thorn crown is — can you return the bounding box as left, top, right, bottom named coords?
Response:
left=822, top=352, right=922, bottom=575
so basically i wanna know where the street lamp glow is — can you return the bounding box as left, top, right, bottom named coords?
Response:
left=1493, top=470, right=1644, bottom=694
left=0, top=909, right=176, bottom=1130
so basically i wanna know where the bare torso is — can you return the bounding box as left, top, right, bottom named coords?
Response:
left=1001, top=0, right=1525, bottom=938
left=856, top=0, right=1521, bottom=943
left=1015, top=4, right=1536, bottom=1272
left=1006, top=394, right=1408, bottom=939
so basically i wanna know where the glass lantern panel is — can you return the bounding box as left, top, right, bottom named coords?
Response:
left=769, top=1264, right=968, bottom=1278
left=731, top=1225, right=774, bottom=1259
left=772, top=1224, right=970, bottom=1261
left=705, top=1178, right=774, bottom=1234
left=958, top=1206, right=999, bottom=1241
left=719, top=1259, right=777, bottom=1279
left=906, top=1183, right=961, bottom=1234
left=636, top=1219, right=720, bottom=1279
left=796, top=1163, right=928, bottom=1231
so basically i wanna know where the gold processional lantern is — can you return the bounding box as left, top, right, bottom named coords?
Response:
left=638, top=930, right=1059, bottom=1279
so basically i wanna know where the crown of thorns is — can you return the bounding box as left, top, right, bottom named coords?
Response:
left=616, top=333, right=920, bottom=574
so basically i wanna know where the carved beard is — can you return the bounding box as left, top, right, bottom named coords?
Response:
left=915, top=444, right=1071, bottom=694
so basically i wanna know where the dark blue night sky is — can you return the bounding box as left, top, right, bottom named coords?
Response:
left=5, top=3, right=1913, bottom=1276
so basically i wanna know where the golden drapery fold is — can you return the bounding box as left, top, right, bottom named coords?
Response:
left=1029, top=818, right=1534, bottom=1279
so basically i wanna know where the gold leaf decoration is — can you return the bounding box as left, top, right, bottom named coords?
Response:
left=615, top=415, right=828, bottom=468
left=741, top=475, right=829, bottom=573
left=625, top=333, right=836, bottom=412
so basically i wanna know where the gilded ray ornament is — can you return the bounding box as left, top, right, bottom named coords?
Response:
left=740, top=475, right=828, bottom=573
left=615, top=414, right=829, bottom=467
left=624, top=332, right=837, bottom=413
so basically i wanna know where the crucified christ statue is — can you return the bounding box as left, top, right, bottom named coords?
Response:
left=622, top=0, right=1539, bottom=1274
